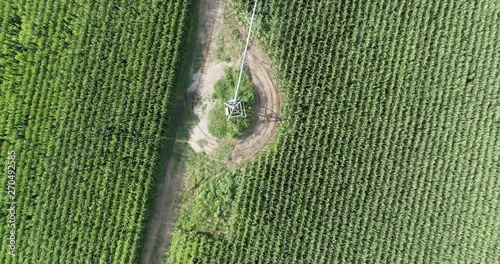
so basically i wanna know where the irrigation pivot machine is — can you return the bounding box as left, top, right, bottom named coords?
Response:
left=225, top=0, right=258, bottom=120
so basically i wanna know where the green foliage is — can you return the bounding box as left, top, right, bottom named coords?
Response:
left=169, top=0, right=500, bottom=263
left=167, top=143, right=238, bottom=263
left=208, top=67, right=255, bottom=139
left=167, top=230, right=227, bottom=264
left=176, top=168, right=237, bottom=233
left=215, top=35, right=232, bottom=62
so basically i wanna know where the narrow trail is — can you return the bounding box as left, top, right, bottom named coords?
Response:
left=140, top=0, right=225, bottom=263
left=140, top=0, right=281, bottom=262
left=231, top=46, right=281, bottom=165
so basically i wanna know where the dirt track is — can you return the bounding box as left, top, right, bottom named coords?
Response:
left=140, top=0, right=226, bottom=263
left=230, top=46, right=281, bottom=165
left=140, top=0, right=281, bottom=262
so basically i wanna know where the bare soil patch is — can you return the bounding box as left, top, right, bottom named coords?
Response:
left=187, top=62, right=230, bottom=155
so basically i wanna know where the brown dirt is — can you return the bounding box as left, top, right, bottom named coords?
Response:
left=186, top=0, right=234, bottom=155
left=140, top=159, right=181, bottom=264
left=187, top=62, right=228, bottom=155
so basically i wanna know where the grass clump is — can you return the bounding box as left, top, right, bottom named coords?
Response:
left=208, top=67, right=255, bottom=139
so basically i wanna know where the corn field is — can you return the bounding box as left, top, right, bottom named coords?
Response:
left=0, top=0, right=190, bottom=262
left=168, top=0, right=499, bottom=263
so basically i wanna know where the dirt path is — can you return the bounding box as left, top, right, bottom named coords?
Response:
left=140, top=0, right=226, bottom=263
left=186, top=0, right=233, bottom=155
left=141, top=0, right=281, bottom=262
left=140, top=159, right=180, bottom=264
left=230, top=46, right=281, bottom=165
left=186, top=62, right=228, bottom=154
